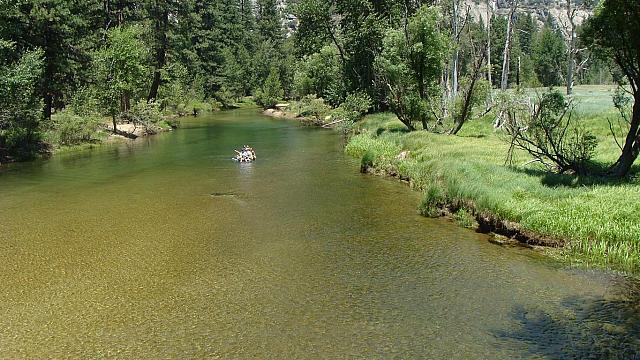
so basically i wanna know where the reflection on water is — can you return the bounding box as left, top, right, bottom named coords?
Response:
left=0, top=110, right=638, bottom=358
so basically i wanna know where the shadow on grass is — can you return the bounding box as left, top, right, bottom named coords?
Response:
left=494, top=282, right=640, bottom=358
left=510, top=163, right=640, bottom=188
left=376, top=127, right=411, bottom=136
left=460, top=134, right=487, bottom=139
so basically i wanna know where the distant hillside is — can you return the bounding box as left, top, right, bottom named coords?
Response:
left=465, top=0, right=594, bottom=28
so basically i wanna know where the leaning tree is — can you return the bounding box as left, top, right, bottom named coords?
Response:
left=584, top=0, right=640, bottom=177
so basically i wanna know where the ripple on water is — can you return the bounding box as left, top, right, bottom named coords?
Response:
left=0, top=111, right=638, bottom=358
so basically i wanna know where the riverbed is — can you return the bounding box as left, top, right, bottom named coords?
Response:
left=0, top=110, right=638, bottom=357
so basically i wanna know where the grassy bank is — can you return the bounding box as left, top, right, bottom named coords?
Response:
left=345, top=86, right=640, bottom=274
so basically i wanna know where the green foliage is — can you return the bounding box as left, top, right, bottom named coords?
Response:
left=220, top=46, right=253, bottom=99
left=51, top=109, right=100, bottom=146
left=451, top=78, right=490, bottom=133
left=214, top=86, right=238, bottom=110
left=294, top=45, right=346, bottom=106
left=532, top=24, right=567, bottom=87
left=583, top=0, right=640, bottom=177
left=419, top=184, right=447, bottom=218
left=92, top=25, right=150, bottom=120
left=122, top=100, right=165, bottom=134
left=503, top=90, right=598, bottom=174
left=332, top=91, right=372, bottom=124
left=453, top=208, right=477, bottom=228
left=292, top=0, right=333, bottom=56
left=0, top=46, right=44, bottom=159
left=347, top=108, right=640, bottom=273
left=376, top=5, right=448, bottom=131
left=294, top=95, right=332, bottom=120
left=0, top=0, right=103, bottom=119
left=257, top=0, right=282, bottom=42
left=160, top=63, right=210, bottom=116
left=255, top=67, right=284, bottom=109
left=67, top=87, right=100, bottom=118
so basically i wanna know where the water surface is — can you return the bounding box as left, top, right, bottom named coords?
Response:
left=1, top=110, right=638, bottom=358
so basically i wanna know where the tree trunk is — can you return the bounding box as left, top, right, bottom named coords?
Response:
left=112, top=115, right=117, bottom=133
left=516, top=55, right=521, bottom=87
left=451, top=0, right=459, bottom=99
left=566, top=0, right=576, bottom=96
left=501, top=1, right=517, bottom=91
left=487, top=0, right=493, bottom=85
left=450, top=51, right=486, bottom=135
left=148, top=7, right=169, bottom=102
left=608, top=97, right=640, bottom=177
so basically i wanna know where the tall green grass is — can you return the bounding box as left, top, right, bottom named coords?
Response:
left=346, top=86, right=640, bottom=274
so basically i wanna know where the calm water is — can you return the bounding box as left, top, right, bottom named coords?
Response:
left=0, top=110, right=638, bottom=358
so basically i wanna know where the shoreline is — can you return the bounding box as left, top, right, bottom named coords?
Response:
left=261, top=95, right=638, bottom=276
left=263, top=107, right=560, bottom=250
left=344, top=113, right=639, bottom=275
left=263, top=107, right=562, bottom=249
left=262, top=108, right=327, bottom=126
left=0, top=121, right=175, bottom=166
left=360, top=163, right=563, bottom=250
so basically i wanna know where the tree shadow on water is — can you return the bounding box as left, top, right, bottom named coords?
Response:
left=494, top=284, right=640, bottom=359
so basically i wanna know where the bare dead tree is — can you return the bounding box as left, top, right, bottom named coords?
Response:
left=486, top=0, right=494, bottom=85
left=449, top=27, right=488, bottom=135
left=500, top=0, right=518, bottom=91
left=503, top=91, right=597, bottom=174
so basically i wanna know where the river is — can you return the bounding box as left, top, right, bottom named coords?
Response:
left=0, top=110, right=638, bottom=358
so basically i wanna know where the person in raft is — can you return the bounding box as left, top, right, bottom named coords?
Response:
left=234, top=145, right=256, bottom=162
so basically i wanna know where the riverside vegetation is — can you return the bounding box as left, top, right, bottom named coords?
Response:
left=345, top=86, right=639, bottom=274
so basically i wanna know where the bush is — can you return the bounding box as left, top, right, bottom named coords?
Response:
left=160, top=65, right=209, bottom=117
left=177, top=99, right=215, bottom=116
left=214, top=86, right=237, bottom=109
left=0, top=46, right=44, bottom=160
left=332, top=92, right=372, bottom=123
left=52, top=109, right=100, bottom=145
left=295, top=95, right=332, bottom=120
left=255, top=67, right=284, bottom=109
left=121, top=100, right=164, bottom=134
left=293, top=45, right=346, bottom=106
left=502, top=90, right=598, bottom=174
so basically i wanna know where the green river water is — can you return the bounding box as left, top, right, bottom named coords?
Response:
left=0, top=110, right=638, bottom=358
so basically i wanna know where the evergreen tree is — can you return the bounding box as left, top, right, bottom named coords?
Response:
left=532, top=22, right=566, bottom=87
left=0, top=41, right=44, bottom=160
left=0, top=0, right=103, bottom=120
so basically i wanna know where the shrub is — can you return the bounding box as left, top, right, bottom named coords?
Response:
left=255, top=67, right=284, bottom=109
left=293, top=45, right=346, bottom=106
left=121, top=100, right=164, bottom=134
left=52, top=109, right=100, bottom=145
left=332, top=92, right=372, bottom=123
left=214, top=86, right=237, bottom=109
left=0, top=46, right=44, bottom=160
left=295, top=95, right=332, bottom=120
left=502, top=90, right=598, bottom=174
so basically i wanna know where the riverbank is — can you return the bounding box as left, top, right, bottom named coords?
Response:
left=262, top=107, right=327, bottom=126
left=345, top=111, right=640, bottom=274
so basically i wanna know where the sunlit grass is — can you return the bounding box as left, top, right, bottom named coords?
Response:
left=346, top=86, right=640, bottom=274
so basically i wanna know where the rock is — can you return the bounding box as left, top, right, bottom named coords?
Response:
left=396, top=151, right=410, bottom=160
